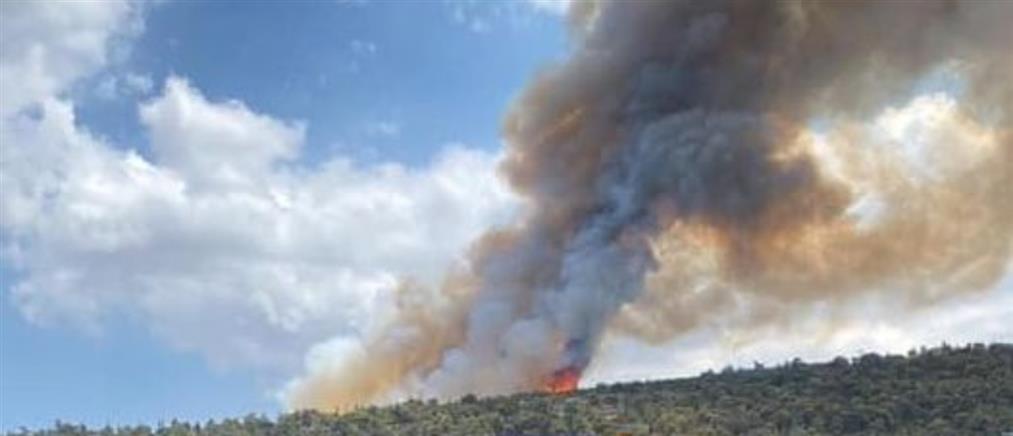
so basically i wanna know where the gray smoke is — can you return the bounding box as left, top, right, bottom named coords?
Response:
left=286, top=0, right=1013, bottom=410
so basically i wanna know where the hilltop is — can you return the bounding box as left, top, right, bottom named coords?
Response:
left=15, top=343, right=1013, bottom=435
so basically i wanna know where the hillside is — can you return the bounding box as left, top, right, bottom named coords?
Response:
left=15, top=343, right=1013, bottom=435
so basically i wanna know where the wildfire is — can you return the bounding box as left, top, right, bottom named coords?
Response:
left=545, top=367, right=581, bottom=394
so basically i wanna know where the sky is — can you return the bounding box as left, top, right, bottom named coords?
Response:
left=0, top=0, right=566, bottom=429
left=0, top=0, right=1010, bottom=432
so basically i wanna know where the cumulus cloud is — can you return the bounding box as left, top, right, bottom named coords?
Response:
left=140, top=77, right=306, bottom=190
left=2, top=77, right=516, bottom=370
left=0, top=0, right=141, bottom=118
left=1, top=1, right=517, bottom=375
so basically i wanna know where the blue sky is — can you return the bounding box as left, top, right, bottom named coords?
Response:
left=0, top=0, right=566, bottom=429
left=77, top=0, right=568, bottom=165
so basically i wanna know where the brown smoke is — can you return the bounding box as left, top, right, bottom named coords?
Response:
left=287, top=275, right=474, bottom=410
left=286, top=0, right=1013, bottom=410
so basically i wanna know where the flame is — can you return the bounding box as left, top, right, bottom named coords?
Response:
left=545, top=367, right=581, bottom=394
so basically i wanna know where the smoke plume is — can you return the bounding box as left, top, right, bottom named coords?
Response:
left=286, top=0, right=1013, bottom=409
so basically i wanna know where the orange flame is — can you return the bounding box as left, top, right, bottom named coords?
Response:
left=545, top=367, right=581, bottom=394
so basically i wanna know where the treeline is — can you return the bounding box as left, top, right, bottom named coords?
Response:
left=12, top=343, right=1013, bottom=435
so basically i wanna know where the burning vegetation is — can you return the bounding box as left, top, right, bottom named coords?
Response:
left=286, top=0, right=1013, bottom=411
left=545, top=367, right=582, bottom=395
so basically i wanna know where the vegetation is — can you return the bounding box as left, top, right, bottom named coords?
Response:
left=13, top=343, right=1013, bottom=435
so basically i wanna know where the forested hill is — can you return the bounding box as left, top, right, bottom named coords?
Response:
left=14, top=343, right=1013, bottom=435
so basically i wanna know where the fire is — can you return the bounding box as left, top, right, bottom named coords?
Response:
left=545, top=367, right=581, bottom=394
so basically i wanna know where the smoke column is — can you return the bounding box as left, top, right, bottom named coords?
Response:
left=286, top=0, right=1013, bottom=409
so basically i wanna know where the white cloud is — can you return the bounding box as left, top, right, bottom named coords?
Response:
left=139, top=77, right=306, bottom=190
left=447, top=0, right=565, bottom=34
left=0, top=0, right=140, bottom=117
left=525, top=0, right=572, bottom=16
left=93, top=72, right=154, bottom=100
left=0, top=1, right=518, bottom=376
left=1, top=77, right=517, bottom=371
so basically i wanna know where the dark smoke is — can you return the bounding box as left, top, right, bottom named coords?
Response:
left=287, top=0, right=1013, bottom=409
